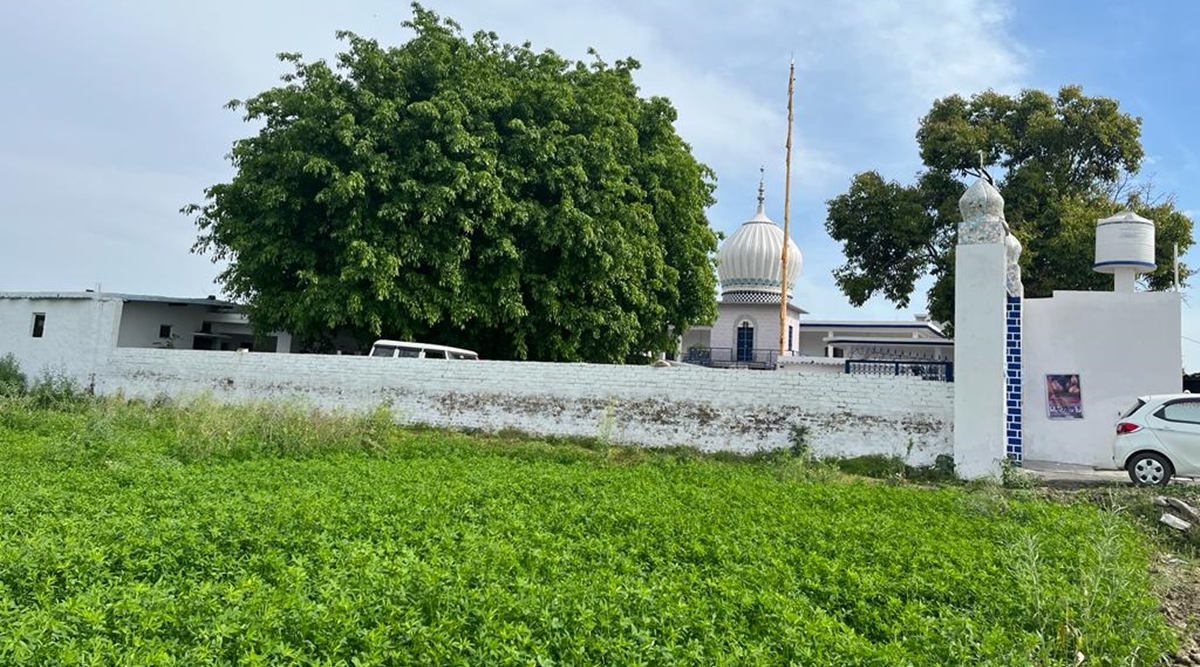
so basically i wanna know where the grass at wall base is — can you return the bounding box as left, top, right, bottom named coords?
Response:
left=0, top=388, right=1181, bottom=665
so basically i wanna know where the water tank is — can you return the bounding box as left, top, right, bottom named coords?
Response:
left=1094, top=210, right=1155, bottom=292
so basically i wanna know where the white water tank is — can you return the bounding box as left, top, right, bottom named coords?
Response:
left=1094, top=210, right=1155, bottom=292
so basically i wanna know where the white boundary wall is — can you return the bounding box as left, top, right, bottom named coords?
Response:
left=1023, top=290, right=1181, bottom=466
left=92, top=349, right=955, bottom=462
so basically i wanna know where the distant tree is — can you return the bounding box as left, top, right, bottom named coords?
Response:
left=186, top=3, right=718, bottom=362
left=825, top=86, right=1193, bottom=326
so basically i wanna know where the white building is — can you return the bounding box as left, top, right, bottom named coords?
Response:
left=0, top=291, right=294, bottom=380
left=680, top=181, right=951, bottom=374
left=680, top=181, right=803, bottom=369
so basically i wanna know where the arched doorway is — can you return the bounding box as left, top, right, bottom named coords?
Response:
left=736, top=320, right=755, bottom=362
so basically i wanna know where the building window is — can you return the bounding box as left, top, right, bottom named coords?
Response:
left=159, top=324, right=173, bottom=339
left=736, top=320, right=755, bottom=362
left=31, top=313, right=45, bottom=338
left=787, top=325, right=794, bottom=352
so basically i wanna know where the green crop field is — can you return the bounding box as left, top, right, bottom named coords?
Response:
left=0, top=395, right=1178, bottom=665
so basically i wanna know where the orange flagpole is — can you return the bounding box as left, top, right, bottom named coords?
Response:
left=779, top=59, right=795, bottom=356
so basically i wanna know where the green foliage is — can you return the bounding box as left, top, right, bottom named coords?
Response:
left=186, top=3, right=719, bottom=362
left=932, top=452, right=957, bottom=480
left=1002, top=457, right=1037, bottom=489
left=825, top=85, right=1194, bottom=325
left=168, top=396, right=395, bottom=462
left=831, top=453, right=959, bottom=483
left=0, top=401, right=1179, bottom=664
left=27, top=369, right=86, bottom=410
left=834, top=453, right=908, bottom=478
left=0, top=353, right=26, bottom=397
left=786, top=423, right=812, bottom=460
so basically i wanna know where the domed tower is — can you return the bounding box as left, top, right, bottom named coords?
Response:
left=717, top=179, right=802, bottom=304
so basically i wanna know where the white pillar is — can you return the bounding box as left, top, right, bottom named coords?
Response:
left=1114, top=268, right=1136, bottom=293
left=954, top=179, right=1010, bottom=480
left=274, top=331, right=293, bottom=354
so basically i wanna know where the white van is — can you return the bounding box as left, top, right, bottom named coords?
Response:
left=368, top=339, right=480, bottom=360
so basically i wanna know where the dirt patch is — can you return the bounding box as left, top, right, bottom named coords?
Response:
left=1154, top=553, right=1200, bottom=664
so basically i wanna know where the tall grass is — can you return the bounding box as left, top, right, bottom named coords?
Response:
left=167, top=396, right=396, bottom=462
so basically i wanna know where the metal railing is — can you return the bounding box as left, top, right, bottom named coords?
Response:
left=844, top=359, right=954, bottom=382
left=684, top=347, right=778, bottom=370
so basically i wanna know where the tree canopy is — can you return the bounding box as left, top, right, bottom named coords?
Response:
left=825, top=86, right=1193, bottom=326
left=187, top=4, right=719, bottom=362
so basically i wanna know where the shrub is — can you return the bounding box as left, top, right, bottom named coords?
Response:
left=833, top=453, right=960, bottom=484
left=0, top=352, right=26, bottom=397
left=834, top=453, right=907, bottom=479
left=787, top=423, right=812, bottom=460
left=28, top=369, right=86, bottom=409
left=1002, top=456, right=1037, bottom=489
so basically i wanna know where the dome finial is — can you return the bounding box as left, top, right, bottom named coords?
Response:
left=757, top=165, right=766, bottom=214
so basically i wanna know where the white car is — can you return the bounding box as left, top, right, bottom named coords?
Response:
left=1113, top=394, right=1200, bottom=485
left=368, top=340, right=479, bottom=360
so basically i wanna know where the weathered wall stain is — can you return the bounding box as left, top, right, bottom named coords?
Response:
left=95, top=349, right=955, bottom=463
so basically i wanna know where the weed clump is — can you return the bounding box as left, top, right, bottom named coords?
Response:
left=0, top=352, right=26, bottom=397
left=830, top=453, right=959, bottom=483
left=28, top=369, right=87, bottom=410
left=168, top=397, right=396, bottom=462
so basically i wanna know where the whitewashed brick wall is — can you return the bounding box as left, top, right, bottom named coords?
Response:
left=95, top=348, right=954, bottom=464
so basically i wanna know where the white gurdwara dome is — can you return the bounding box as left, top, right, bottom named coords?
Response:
left=717, top=199, right=802, bottom=303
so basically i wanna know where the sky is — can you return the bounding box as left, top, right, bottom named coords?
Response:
left=4, top=0, right=1200, bottom=365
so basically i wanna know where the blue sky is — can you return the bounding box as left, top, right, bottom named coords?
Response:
left=3, top=0, right=1199, bottom=365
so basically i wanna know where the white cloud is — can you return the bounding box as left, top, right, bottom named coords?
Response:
left=0, top=0, right=1030, bottom=316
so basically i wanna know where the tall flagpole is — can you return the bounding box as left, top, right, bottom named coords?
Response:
left=779, top=58, right=795, bottom=356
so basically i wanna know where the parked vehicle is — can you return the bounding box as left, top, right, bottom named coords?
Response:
left=368, top=340, right=479, bottom=360
left=1112, top=394, right=1200, bottom=485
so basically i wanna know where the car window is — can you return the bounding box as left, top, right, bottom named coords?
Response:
left=1120, top=399, right=1146, bottom=419
left=1158, top=400, right=1200, bottom=424
left=396, top=348, right=421, bottom=358
left=370, top=346, right=397, bottom=358
left=425, top=349, right=447, bottom=359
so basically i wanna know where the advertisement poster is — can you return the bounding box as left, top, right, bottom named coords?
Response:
left=1046, top=374, right=1083, bottom=420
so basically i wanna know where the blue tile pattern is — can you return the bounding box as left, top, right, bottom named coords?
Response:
left=1005, top=295, right=1023, bottom=463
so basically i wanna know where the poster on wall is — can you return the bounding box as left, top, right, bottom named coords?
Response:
left=1046, top=374, right=1083, bottom=420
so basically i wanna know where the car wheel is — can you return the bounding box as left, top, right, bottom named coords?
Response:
left=1127, top=452, right=1173, bottom=486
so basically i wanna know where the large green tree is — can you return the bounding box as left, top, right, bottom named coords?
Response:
left=186, top=4, right=718, bottom=362
left=825, top=86, right=1193, bottom=326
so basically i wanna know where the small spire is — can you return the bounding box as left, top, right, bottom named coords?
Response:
left=756, top=165, right=766, bottom=214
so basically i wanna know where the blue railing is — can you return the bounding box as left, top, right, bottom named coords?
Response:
left=684, top=347, right=777, bottom=370
left=844, top=359, right=954, bottom=382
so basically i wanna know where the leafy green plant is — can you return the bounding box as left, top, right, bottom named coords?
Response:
left=831, top=453, right=959, bottom=483
left=1002, top=456, right=1037, bottom=489
left=0, top=352, right=27, bottom=397
left=787, top=423, right=812, bottom=460
left=27, top=369, right=85, bottom=409
left=834, top=453, right=907, bottom=478
left=933, top=453, right=957, bottom=479
left=0, top=399, right=1178, bottom=665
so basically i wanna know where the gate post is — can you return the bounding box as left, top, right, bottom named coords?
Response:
left=953, top=178, right=1015, bottom=479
